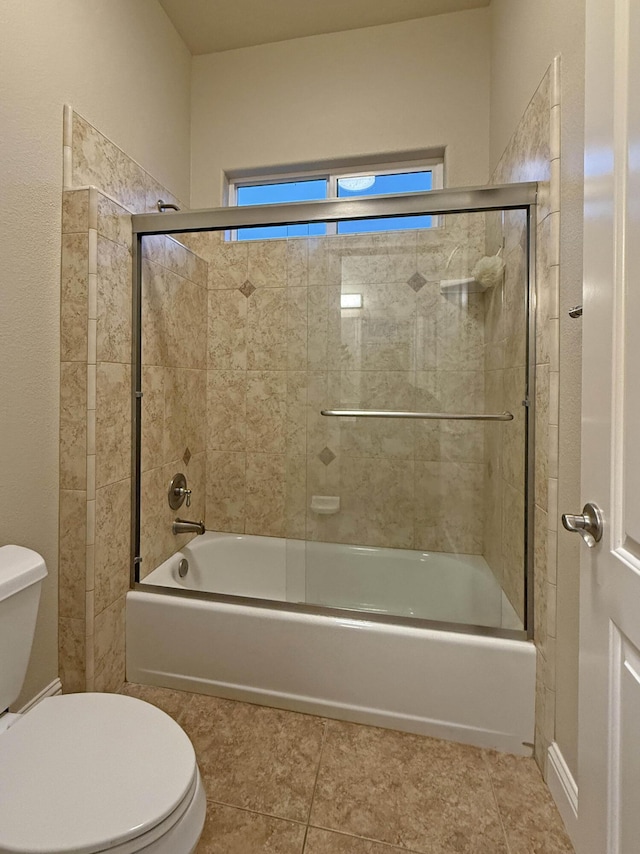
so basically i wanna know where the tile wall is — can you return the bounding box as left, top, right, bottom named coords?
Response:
left=139, top=236, right=207, bottom=577
left=490, top=60, right=561, bottom=772
left=180, top=216, right=496, bottom=555
left=59, top=107, right=201, bottom=692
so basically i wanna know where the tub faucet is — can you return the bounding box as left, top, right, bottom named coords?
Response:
left=172, top=518, right=205, bottom=535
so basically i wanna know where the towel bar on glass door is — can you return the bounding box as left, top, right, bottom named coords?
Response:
left=320, top=410, right=514, bottom=421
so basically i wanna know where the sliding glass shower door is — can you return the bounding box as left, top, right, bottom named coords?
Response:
left=300, top=210, right=529, bottom=630
left=133, top=188, right=534, bottom=637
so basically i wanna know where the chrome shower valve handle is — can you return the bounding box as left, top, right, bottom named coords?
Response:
left=561, top=502, right=604, bottom=548
left=176, top=486, right=192, bottom=508
left=168, top=472, right=192, bottom=510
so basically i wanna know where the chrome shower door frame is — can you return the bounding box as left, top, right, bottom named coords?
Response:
left=130, top=182, right=538, bottom=641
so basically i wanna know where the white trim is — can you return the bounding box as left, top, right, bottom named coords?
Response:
left=17, top=679, right=63, bottom=715
left=547, top=741, right=579, bottom=847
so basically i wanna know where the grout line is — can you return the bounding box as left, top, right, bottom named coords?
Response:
left=301, top=824, right=310, bottom=852
left=205, top=797, right=307, bottom=826
left=481, top=751, right=514, bottom=854
left=306, top=718, right=329, bottom=826
left=305, top=823, right=424, bottom=852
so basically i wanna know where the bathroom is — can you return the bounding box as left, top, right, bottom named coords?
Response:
left=1, top=0, right=591, bottom=852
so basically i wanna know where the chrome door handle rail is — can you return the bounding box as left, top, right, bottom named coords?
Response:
left=320, top=409, right=514, bottom=421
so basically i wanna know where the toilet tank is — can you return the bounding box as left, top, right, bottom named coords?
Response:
left=0, top=546, right=47, bottom=712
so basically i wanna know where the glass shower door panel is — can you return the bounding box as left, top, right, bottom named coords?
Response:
left=302, top=211, right=527, bottom=630
left=138, top=233, right=208, bottom=584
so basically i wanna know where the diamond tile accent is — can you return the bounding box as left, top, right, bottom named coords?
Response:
left=182, top=447, right=191, bottom=465
left=239, top=279, right=256, bottom=298
left=407, top=272, right=427, bottom=292
left=318, top=447, right=336, bottom=466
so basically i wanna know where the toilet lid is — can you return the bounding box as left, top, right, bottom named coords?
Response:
left=0, top=693, right=197, bottom=854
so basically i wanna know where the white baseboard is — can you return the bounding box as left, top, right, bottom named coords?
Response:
left=17, top=678, right=62, bottom=714
left=547, top=741, right=578, bottom=847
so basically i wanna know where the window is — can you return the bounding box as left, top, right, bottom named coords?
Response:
left=227, top=160, right=443, bottom=240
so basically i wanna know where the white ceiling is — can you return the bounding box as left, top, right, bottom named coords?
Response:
left=158, top=0, right=491, bottom=55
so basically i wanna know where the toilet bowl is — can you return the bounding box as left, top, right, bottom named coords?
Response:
left=0, top=546, right=206, bottom=854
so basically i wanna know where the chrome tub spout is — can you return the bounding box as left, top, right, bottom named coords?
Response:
left=172, top=518, right=205, bottom=535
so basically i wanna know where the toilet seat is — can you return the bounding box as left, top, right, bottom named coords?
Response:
left=0, top=692, right=201, bottom=854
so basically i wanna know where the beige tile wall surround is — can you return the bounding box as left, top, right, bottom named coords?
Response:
left=58, top=108, right=204, bottom=694
left=68, top=111, right=184, bottom=214
left=489, top=59, right=561, bottom=773
left=183, top=216, right=494, bottom=556
left=138, top=227, right=208, bottom=580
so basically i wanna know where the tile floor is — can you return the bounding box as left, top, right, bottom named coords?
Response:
left=122, top=683, right=575, bottom=854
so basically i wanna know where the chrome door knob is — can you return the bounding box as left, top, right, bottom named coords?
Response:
left=561, top=502, right=604, bottom=548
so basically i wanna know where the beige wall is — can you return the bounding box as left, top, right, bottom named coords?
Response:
left=0, top=0, right=191, bottom=706
left=190, top=9, right=491, bottom=207
left=490, top=0, right=585, bottom=778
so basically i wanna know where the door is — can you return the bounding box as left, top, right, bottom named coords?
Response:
left=578, top=0, right=640, bottom=851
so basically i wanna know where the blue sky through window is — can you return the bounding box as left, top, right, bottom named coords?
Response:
left=236, top=179, right=326, bottom=240
left=336, top=171, right=432, bottom=233
left=234, top=170, right=433, bottom=239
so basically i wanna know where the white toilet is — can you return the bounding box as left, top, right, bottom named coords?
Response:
left=0, top=545, right=206, bottom=854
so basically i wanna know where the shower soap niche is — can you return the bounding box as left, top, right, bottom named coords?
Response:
left=311, top=496, right=340, bottom=515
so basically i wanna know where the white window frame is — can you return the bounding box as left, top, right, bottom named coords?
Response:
left=226, top=157, right=444, bottom=239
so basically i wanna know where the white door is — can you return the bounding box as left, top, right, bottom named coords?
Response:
left=577, top=0, right=640, bottom=852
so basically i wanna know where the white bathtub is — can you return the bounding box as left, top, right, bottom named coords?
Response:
left=127, top=532, right=535, bottom=754
left=138, top=532, right=523, bottom=629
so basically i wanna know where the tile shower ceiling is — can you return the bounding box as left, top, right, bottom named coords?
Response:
left=158, top=0, right=491, bottom=55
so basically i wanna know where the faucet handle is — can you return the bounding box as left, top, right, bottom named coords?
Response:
left=176, top=486, right=192, bottom=508
left=168, top=473, right=192, bottom=510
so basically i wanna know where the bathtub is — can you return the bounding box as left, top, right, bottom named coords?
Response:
left=127, top=532, right=536, bottom=754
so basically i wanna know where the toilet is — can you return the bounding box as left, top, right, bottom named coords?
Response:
left=0, top=545, right=206, bottom=854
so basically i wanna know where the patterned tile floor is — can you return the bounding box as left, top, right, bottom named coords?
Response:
left=122, top=684, right=575, bottom=854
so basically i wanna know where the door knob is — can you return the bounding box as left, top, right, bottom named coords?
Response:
left=561, top=502, right=604, bottom=548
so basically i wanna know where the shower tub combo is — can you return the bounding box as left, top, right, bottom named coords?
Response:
left=127, top=185, right=538, bottom=755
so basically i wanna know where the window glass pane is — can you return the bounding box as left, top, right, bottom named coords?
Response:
left=237, top=179, right=327, bottom=206
left=237, top=221, right=326, bottom=240
left=337, top=214, right=432, bottom=234
left=336, top=170, right=432, bottom=197
left=336, top=171, right=433, bottom=234
left=231, top=170, right=437, bottom=239
left=236, top=179, right=328, bottom=240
